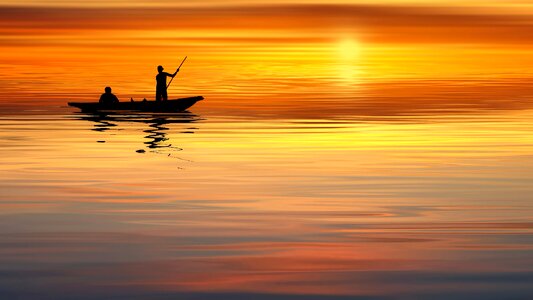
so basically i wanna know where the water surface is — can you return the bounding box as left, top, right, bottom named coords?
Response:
left=1, top=103, right=532, bottom=299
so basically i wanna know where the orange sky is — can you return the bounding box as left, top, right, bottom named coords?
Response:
left=2, top=0, right=533, bottom=8
left=2, top=3, right=533, bottom=44
left=1, top=1, right=533, bottom=114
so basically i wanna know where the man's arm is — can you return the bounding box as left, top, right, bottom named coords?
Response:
left=171, top=68, right=179, bottom=78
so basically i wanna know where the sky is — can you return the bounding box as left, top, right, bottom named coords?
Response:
left=1, top=0, right=533, bottom=8
left=0, top=0, right=532, bottom=113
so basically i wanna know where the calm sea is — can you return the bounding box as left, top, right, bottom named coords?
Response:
left=1, top=80, right=532, bottom=299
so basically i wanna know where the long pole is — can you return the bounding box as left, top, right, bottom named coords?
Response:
left=167, top=56, right=187, bottom=89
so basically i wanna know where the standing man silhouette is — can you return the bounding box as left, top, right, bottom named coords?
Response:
left=156, top=65, right=179, bottom=101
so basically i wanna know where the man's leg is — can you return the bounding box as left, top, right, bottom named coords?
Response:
left=155, top=90, right=161, bottom=101
left=162, top=90, right=168, bottom=101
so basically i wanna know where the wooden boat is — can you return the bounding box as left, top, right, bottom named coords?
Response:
left=68, top=96, right=204, bottom=113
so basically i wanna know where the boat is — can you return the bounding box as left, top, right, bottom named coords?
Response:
left=68, top=96, right=204, bottom=113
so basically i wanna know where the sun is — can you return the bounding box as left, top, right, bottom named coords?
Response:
left=338, top=38, right=360, bottom=61
left=334, top=38, right=362, bottom=83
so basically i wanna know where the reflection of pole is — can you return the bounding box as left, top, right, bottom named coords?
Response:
left=167, top=56, right=187, bottom=89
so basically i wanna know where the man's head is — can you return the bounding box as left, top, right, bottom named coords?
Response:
left=105, top=86, right=112, bottom=93
left=157, top=65, right=164, bottom=72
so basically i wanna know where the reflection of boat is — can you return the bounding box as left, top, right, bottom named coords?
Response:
left=68, top=96, right=203, bottom=113
left=76, top=112, right=202, bottom=151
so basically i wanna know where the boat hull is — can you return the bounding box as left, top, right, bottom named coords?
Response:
left=68, top=96, right=204, bottom=113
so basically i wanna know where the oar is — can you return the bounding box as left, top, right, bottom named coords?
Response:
left=166, top=56, right=187, bottom=89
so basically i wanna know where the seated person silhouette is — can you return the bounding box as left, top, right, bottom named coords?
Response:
left=99, top=86, right=119, bottom=105
left=156, top=65, right=179, bottom=101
